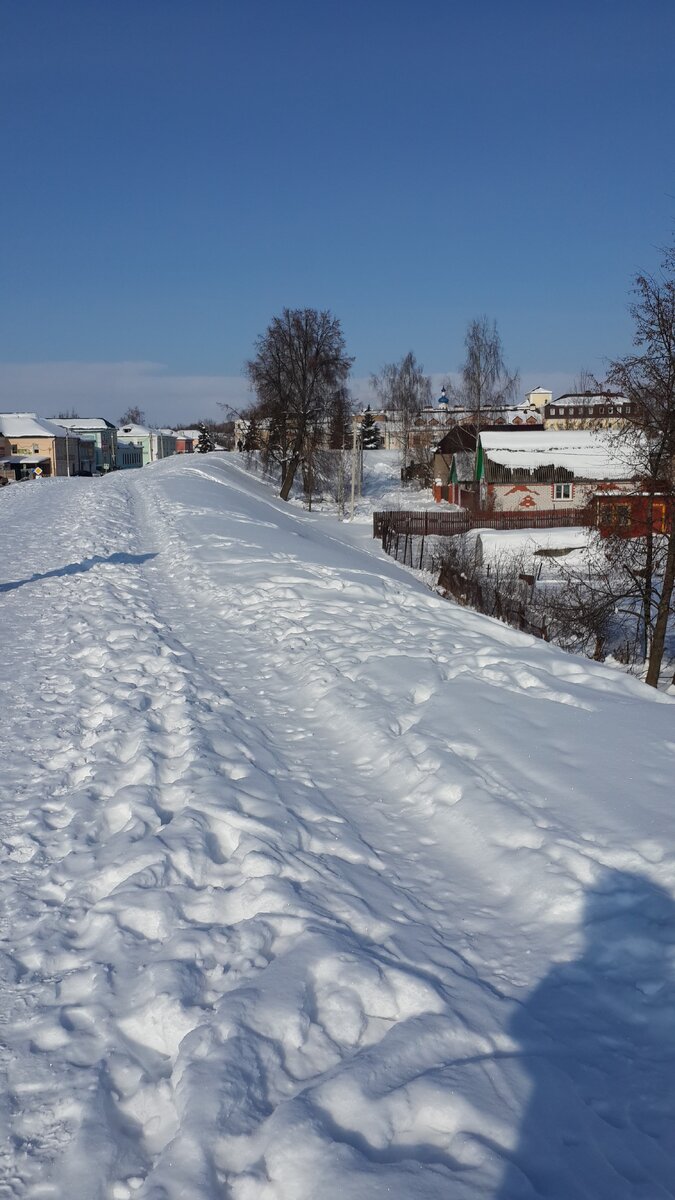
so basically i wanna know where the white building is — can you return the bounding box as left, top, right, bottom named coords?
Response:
left=117, top=424, right=176, bottom=465
left=476, top=429, right=636, bottom=512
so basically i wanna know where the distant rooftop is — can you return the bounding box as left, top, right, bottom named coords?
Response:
left=118, top=423, right=152, bottom=436
left=0, top=412, right=70, bottom=439
left=54, top=417, right=117, bottom=431
left=552, top=393, right=630, bottom=407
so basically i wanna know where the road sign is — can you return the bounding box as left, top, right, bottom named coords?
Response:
left=33, top=466, right=43, bottom=477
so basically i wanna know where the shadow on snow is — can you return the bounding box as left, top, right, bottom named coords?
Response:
left=493, top=868, right=675, bottom=1198
left=0, top=551, right=158, bottom=593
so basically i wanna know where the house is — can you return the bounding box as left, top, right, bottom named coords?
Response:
left=0, top=431, right=12, bottom=483
left=116, top=441, right=144, bottom=470
left=475, top=430, right=636, bottom=512
left=55, top=418, right=118, bottom=472
left=0, top=412, right=79, bottom=477
left=75, top=438, right=96, bottom=476
left=432, top=423, right=545, bottom=502
left=171, top=429, right=197, bottom=453
left=594, top=492, right=673, bottom=538
left=117, top=424, right=176, bottom=465
left=354, top=398, right=540, bottom=452
left=526, top=390, right=633, bottom=429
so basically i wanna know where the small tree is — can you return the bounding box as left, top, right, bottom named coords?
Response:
left=196, top=425, right=215, bottom=453
left=246, top=308, right=353, bottom=501
left=371, top=351, right=431, bottom=473
left=360, top=406, right=381, bottom=449
left=458, top=316, right=519, bottom=425
left=242, top=411, right=261, bottom=452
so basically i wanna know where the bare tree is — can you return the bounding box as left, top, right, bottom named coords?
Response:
left=119, top=405, right=146, bottom=426
left=607, top=240, right=675, bottom=687
left=570, top=368, right=598, bottom=395
left=371, top=351, right=431, bottom=474
left=458, top=316, right=519, bottom=426
left=544, top=537, right=650, bottom=666
left=246, top=308, right=352, bottom=501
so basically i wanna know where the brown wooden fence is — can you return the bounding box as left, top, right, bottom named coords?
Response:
left=373, top=507, right=594, bottom=539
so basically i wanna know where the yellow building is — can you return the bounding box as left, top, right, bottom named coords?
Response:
left=0, top=413, right=79, bottom=477
left=525, top=390, right=633, bottom=430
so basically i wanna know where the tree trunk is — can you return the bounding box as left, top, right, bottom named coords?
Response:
left=279, top=455, right=301, bottom=501
left=645, top=524, right=675, bottom=687
left=641, top=500, right=655, bottom=663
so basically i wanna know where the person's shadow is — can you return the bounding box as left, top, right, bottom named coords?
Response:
left=495, top=869, right=675, bottom=1198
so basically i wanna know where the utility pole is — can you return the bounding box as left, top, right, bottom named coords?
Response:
left=350, top=416, right=358, bottom=520
left=337, top=444, right=345, bottom=520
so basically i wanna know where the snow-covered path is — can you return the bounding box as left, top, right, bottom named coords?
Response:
left=1, top=456, right=674, bottom=1199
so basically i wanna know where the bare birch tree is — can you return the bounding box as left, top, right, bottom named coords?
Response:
left=371, top=351, right=431, bottom=474
left=458, top=316, right=519, bottom=425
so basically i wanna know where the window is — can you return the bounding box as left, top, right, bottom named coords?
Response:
left=554, top=482, right=572, bottom=500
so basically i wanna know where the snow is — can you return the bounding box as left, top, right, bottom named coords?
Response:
left=0, top=411, right=71, bottom=438
left=118, top=423, right=153, bottom=436
left=470, top=526, right=592, bottom=568
left=56, top=418, right=115, bottom=432
left=479, top=429, right=634, bottom=478
left=1, top=454, right=674, bottom=1199
left=554, top=394, right=630, bottom=408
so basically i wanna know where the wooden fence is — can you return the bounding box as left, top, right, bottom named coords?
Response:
left=437, top=563, right=550, bottom=641
left=373, top=507, right=593, bottom=539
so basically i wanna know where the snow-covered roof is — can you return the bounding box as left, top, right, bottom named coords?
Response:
left=0, top=453, right=51, bottom=464
left=118, top=423, right=152, bottom=436
left=174, top=429, right=200, bottom=439
left=0, top=412, right=70, bottom=438
left=55, top=418, right=116, bottom=431
left=479, top=430, right=634, bottom=480
left=551, top=393, right=630, bottom=408
left=412, top=406, right=533, bottom=427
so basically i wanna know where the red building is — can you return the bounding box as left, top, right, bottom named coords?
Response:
left=594, top=492, right=673, bottom=538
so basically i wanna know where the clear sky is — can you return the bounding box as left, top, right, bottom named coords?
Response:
left=1, top=0, right=673, bottom=424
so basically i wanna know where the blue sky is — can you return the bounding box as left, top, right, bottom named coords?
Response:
left=1, top=0, right=673, bottom=424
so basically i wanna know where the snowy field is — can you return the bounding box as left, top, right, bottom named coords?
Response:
left=1, top=453, right=674, bottom=1199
